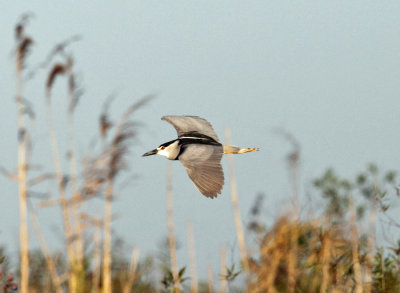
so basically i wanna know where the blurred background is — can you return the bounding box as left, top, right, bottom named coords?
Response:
left=1, top=1, right=400, bottom=292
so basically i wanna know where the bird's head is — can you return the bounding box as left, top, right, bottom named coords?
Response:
left=142, top=140, right=180, bottom=160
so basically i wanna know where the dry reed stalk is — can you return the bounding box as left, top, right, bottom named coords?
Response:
left=16, top=58, right=30, bottom=293
left=320, top=230, right=332, bottom=293
left=365, top=197, right=377, bottom=293
left=100, top=117, right=112, bottom=293
left=350, top=198, right=363, bottom=293
left=252, top=243, right=268, bottom=290
left=66, top=62, right=85, bottom=289
left=265, top=247, right=281, bottom=293
left=16, top=19, right=30, bottom=293
left=91, top=227, right=101, bottom=293
left=186, top=222, right=198, bottom=293
left=287, top=221, right=298, bottom=290
left=30, top=206, right=63, bottom=293
left=100, top=96, right=152, bottom=293
left=219, top=246, right=227, bottom=293
left=166, top=162, right=181, bottom=292
left=287, top=223, right=298, bottom=293
left=122, top=247, right=140, bottom=293
left=224, top=127, right=250, bottom=282
left=102, top=182, right=113, bottom=293
left=335, top=261, right=345, bottom=292
left=99, top=105, right=113, bottom=293
left=287, top=134, right=300, bottom=293
left=207, top=261, right=214, bottom=293
left=251, top=218, right=294, bottom=293
left=45, top=86, right=77, bottom=292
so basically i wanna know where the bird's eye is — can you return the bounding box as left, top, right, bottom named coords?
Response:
left=160, top=146, right=165, bottom=150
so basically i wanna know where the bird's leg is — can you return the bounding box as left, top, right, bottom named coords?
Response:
left=223, top=145, right=259, bottom=154
left=237, top=147, right=259, bottom=154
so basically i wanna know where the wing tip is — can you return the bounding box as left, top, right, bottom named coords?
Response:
left=201, top=185, right=223, bottom=198
left=202, top=191, right=221, bottom=199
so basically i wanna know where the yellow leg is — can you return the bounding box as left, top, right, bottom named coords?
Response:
left=237, top=147, right=259, bottom=154
left=223, top=145, right=259, bottom=154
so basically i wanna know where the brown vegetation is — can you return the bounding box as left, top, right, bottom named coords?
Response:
left=1, top=15, right=400, bottom=293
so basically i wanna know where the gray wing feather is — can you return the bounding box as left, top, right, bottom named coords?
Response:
left=162, top=116, right=220, bottom=142
left=179, top=144, right=224, bottom=198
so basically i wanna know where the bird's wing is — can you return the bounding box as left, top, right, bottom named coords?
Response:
left=179, top=144, right=224, bottom=198
left=161, top=116, right=220, bottom=142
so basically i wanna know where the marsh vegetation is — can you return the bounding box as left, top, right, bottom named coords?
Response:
left=1, top=15, right=400, bottom=293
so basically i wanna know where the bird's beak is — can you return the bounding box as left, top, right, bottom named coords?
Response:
left=142, top=148, right=158, bottom=157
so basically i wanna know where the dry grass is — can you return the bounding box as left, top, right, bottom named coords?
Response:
left=7, top=16, right=154, bottom=293
left=225, top=127, right=250, bottom=286
left=219, top=246, right=227, bottom=293
left=166, top=163, right=181, bottom=293
left=187, top=222, right=199, bottom=293
left=15, top=14, right=34, bottom=293
left=3, top=15, right=400, bottom=293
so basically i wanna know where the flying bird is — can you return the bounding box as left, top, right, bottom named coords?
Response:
left=143, top=116, right=258, bottom=198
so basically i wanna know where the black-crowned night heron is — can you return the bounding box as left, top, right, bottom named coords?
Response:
left=143, top=116, right=258, bottom=198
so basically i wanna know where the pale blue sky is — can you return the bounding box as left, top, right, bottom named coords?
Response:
left=2, top=1, right=400, bottom=280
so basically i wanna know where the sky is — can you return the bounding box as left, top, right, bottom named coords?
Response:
left=1, top=1, right=400, bottom=281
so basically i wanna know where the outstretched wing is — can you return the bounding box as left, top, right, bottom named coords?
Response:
left=178, top=144, right=224, bottom=198
left=162, top=116, right=220, bottom=142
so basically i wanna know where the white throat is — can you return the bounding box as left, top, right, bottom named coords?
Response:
left=157, top=140, right=180, bottom=160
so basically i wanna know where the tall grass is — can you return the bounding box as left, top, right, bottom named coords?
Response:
left=277, top=128, right=300, bottom=293
left=186, top=222, right=198, bottom=293
left=166, top=163, right=181, bottom=293
left=3, top=15, right=400, bottom=293
left=224, top=127, right=250, bottom=285
left=7, top=16, right=155, bottom=293
left=46, top=60, right=78, bottom=292
left=15, top=14, right=33, bottom=293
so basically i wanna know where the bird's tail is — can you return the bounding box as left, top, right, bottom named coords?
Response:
left=223, top=145, right=259, bottom=154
